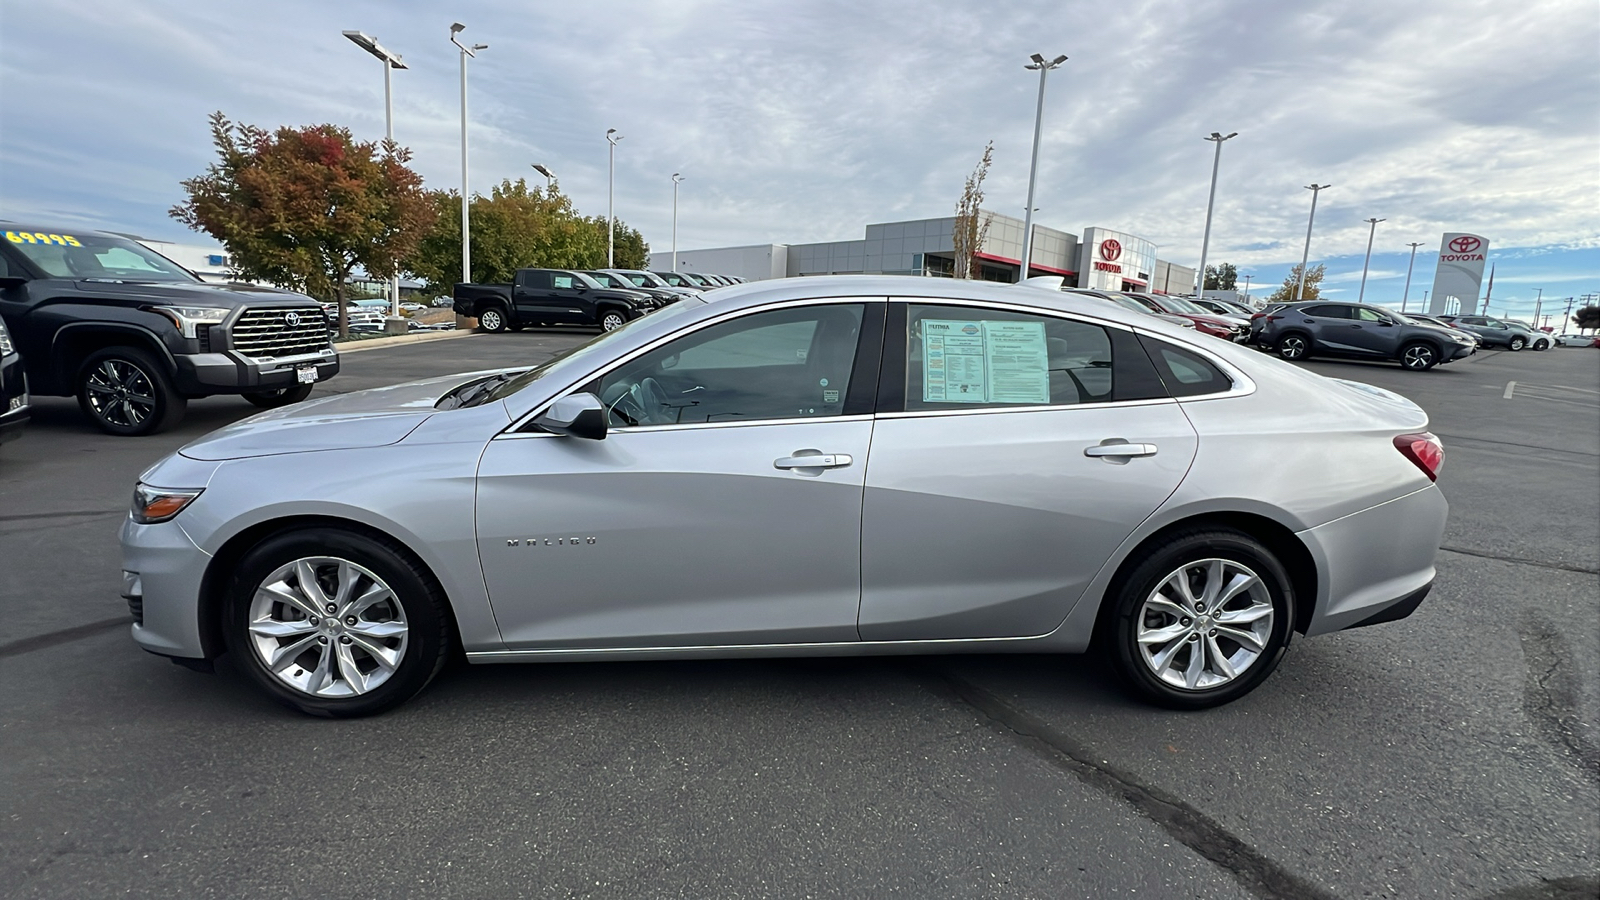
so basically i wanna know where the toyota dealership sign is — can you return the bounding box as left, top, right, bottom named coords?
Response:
left=1428, top=232, right=1490, bottom=315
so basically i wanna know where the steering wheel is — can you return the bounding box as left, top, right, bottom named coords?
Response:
left=602, top=376, right=670, bottom=426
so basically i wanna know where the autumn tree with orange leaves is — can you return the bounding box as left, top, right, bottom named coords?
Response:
left=171, top=112, right=435, bottom=337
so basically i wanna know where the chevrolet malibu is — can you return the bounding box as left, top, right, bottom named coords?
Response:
left=122, top=276, right=1448, bottom=717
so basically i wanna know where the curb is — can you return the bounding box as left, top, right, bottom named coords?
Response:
left=336, top=329, right=480, bottom=353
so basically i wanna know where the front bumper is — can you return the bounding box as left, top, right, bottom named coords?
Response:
left=173, top=349, right=340, bottom=397
left=0, top=354, right=27, bottom=446
left=120, top=514, right=213, bottom=659
left=1299, top=484, right=1448, bottom=636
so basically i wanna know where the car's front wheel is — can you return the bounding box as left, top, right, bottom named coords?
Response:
left=242, top=384, right=315, bottom=408
left=76, top=347, right=186, bottom=436
left=1508, top=335, right=1526, bottom=351
left=1103, top=528, right=1296, bottom=709
left=1275, top=334, right=1310, bottom=360
left=600, top=310, right=629, bottom=332
left=1400, top=341, right=1438, bottom=371
left=225, top=528, right=452, bottom=717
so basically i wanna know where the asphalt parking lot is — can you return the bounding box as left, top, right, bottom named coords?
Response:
left=2, top=331, right=1596, bottom=899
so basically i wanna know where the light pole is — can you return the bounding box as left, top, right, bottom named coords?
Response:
left=1532, top=287, right=1543, bottom=326
left=1356, top=217, right=1385, bottom=303
left=1295, top=183, right=1331, bottom=300
left=1400, top=241, right=1424, bottom=312
left=605, top=129, right=623, bottom=268
left=1018, top=53, right=1067, bottom=283
left=532, top=164, right=554, bottom=190
left=343, top=30, right=408, bottom=328
left=1195, top=131, right=1238, bottom=295
left=671, top=173, right=683, bottom=272
left=1241, top=273, right=1253, bottom=301
left=450, top=24, right=487, bottom=299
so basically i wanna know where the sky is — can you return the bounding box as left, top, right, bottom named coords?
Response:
left=1, top=0, right=1596, bottom=324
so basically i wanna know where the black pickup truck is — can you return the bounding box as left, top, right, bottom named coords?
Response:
left=0, top=223, right=339, bottom=436
left=453, top=268, right=658, bottom=333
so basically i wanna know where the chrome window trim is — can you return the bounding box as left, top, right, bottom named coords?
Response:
left=891, top=295, right=1137, bottom=333
left=501, top=296, right=888, bottom=437
left=493, top=413, right=877, bottom=441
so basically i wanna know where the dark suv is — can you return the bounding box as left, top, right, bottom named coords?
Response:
left=1252, top=301, right=1475, bottom=371
left=0, top=224, right=338, bottom=435
left=1438, top=315, right=1540, bottom=351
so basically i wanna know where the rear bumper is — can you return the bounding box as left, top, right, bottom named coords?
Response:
left=1299, top=484, right=1448, bottom=636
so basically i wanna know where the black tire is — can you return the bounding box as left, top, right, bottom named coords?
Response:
left=477, top=305, right=509, bottom=333
left=224, top=527, right=452, bottom=718
left=1533, top=339, right=1549, bottom=351
left=599, top=309, right=629, bottom=332
left=1101, top=527, right=1296, bottom=709
left=1399, top=341, right=1438, bottom=371
left=76, top=346, right=186, bottom=436
left=242, top=384, right=315, bottom=408
left=1508, top=335, right=1526, bottom=351
left=1275, top=333, right=1310, bottom=361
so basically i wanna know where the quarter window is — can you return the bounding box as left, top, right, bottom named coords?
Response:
left=1355, top=307, right=1391, bottom=323
left=592, top=304, right=867, bottom=427
left=1136, top=336, right=1233, bottom=398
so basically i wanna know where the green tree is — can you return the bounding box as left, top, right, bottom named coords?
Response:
left=1574, top=304, right=1600, bottom=331
left=1203, top=262, right=1238, bottom=291
left=1267, top=264, right=1326, bottom=303
left=171, top=112, right=434, bottom=337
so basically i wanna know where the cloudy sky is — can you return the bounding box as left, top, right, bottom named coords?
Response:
left=2, top=0, right=1596, bottom=320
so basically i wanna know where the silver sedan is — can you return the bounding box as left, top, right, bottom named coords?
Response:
left=122, top=276, right=1448, bottom=717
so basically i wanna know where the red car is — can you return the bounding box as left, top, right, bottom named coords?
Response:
left=1118, top=293, right=1249, bottom=341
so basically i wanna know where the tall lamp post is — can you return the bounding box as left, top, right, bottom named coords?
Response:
left=1400, top=241, right=1424, bottom=312
left=1241, top=273, right=1253, bottom=301
left=1018, top=53, right=1067, bottom=283
left=1295, top=183, right=1332, bottom=300
left=342, top=30, right=408, bottom=329
left=1356, top=217, right=1385, bottom=302
left=532, top=164, right=555, bottom=189
left=449, top=23, right=487, bottom=306
left=605, top=129, right=623, bottom=267
left=671, top=173, right=684, bottom=272
left=1195, top=131, right=1238, bottom=295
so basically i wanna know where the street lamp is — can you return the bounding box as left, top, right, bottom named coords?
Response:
left=1241, top=273, right=1253, bottom=300
left=605, top=129, right=623, bottom=268
left=1295, top=183, right=1331, bottom=301
left=1357, top=217, right=1385, bottom=303
left=1195, top=131, right=1238, bottom=295
left=671, top=173, right=684, bottom=273
left=450, top=23, right=487, bottom=294
left=1400, top=241, right=1424, bottom=312
left=342, top=30, right=408, bottom=327
left=531, top=164, right=555, bottom=189
left=1018, top=53, right=1067, bottom=283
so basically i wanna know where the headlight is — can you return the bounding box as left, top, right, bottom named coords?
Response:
left=0, top=317, right=13, bottom=356
left=132, top=484, right=204, bottom=523
left=150, top=306, right=230, bottom=339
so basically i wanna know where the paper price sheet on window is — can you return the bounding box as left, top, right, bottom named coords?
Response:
left=921, top=319, right=1050, bottom=404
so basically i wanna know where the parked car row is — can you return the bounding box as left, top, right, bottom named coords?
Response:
left=453, top=267, right=747, bottom=334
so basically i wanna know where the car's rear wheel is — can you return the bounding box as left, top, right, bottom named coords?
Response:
left=1533, top=339, right=1549, bottom=351
left=477, top=306, right=508, bottom=333
left=1508, top=335, right=1526, bottom=351
left=242, top=384, right=315, bottom=408
left=600, top=310, right=628, bottom=332
left=76, top=347, right=186, bottom=436
left=225, top=528, right=452, bottom=718
left=1400, top=341, right=1438, bottom=371
left=1275, top=334, right=1310, bottom=360
left=1103, top=528, right=1295, bottom=709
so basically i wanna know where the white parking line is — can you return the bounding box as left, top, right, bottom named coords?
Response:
left=1503, top=381, right=1516, bottom=399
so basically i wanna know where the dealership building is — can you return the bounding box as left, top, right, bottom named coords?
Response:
left=649, top=210, right=1196, bottom=294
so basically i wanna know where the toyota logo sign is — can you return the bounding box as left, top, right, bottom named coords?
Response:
left=1448, top=236, right=1482, bottom=254
left=284, top=311, right=301, bottom=327
left=1100, top=239, right=1122, bottom=262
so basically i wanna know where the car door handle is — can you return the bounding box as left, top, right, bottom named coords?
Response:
left=1084, top=442, right=1158, bottom=459
left=774, top=453, right=853, bottom=470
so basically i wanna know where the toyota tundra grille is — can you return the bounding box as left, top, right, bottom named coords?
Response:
left=231, top=308, right=332, bottom=359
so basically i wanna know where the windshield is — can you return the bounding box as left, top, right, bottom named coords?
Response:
left=478, top=299, right=702, bottom=405
left=587, top=272, right=623, bottom=288
left=1106, top=294, right=1156, bottom=314
left=574, top=272, right=605, bottom=290
left=1158, top=296, right=1208, bottom=315
left=5, top=230, right=198, bottom=282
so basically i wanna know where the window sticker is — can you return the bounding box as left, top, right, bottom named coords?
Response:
left=920, top=319, right=1049, bottom=404
left=6, top=231, right=81, bottom=247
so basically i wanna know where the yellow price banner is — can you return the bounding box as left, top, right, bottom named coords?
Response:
left=5, top=231, right=80, bottom=247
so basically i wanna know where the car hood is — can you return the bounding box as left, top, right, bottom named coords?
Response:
left=65, top=278, right=318, bottom=306
left=178, top=369, right=515, bottom=460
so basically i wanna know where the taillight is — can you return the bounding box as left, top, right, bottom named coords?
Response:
left=1394, top=432, right=1444, bottom=481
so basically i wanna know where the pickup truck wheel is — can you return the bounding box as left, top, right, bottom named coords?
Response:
left=477, top=306, right=508, bottom=333
left=76, top=347, right=186, bottom=436
left=600, top=310, right=628, bottom=332
left=243, top=384, right=315, bottom=408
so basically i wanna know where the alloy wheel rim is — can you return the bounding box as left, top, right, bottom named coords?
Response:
left=1137, top=558, right=1274, bottom=691
left=602, top=314, right=625, bottom=331
left=1404, top=346, right=1433, bottom=368
left=246, top=556, right=409, bottom=698
left=480, top=310, right=502, bottom=330
left=1281, top=338, right=1305, bottom=358
left=85, top=359, right=156, bottom=427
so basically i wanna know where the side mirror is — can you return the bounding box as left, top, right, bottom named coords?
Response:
left=535, top=392, right=607, bottom=440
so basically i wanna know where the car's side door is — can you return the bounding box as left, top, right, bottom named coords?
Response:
left=543, top=272, right=590, bottom=325
left=1297, top=304, right=1354, bottom=352
left=511, top=270, right=557, bottom=325
left=475, top=299, right=884, bottom=649
left=857, top=300, right=1200, bottom=641
left=1342, top=306, right=1403, bottom=356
